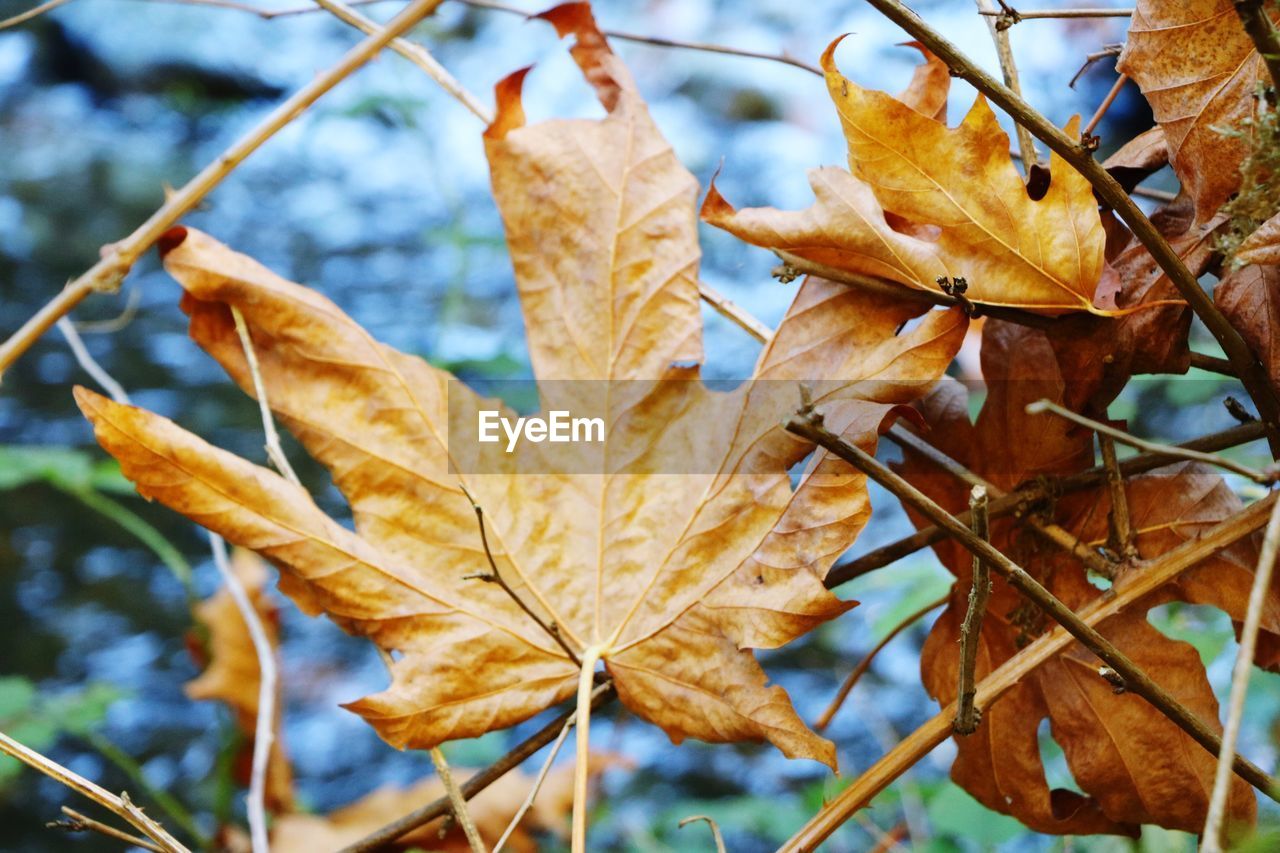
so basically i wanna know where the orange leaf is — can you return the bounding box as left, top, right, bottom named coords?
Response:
left=76, top=5, right=967, bottom=768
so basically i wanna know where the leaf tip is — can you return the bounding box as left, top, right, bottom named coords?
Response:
left=820, top=34, right=853, bottom=76
left=486, top=66, right=533, bottom=141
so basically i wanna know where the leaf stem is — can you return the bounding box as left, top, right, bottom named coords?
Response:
left=571, top=646, right=607, bottom=853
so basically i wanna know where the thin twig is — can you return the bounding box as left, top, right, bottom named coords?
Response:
left=230, top=306, right=301, bottom=485
left=208, top=533, right=276, bottom=853
left=678, top=815, right=728, bottom=853
left=698, top=283, right=771, bottom=343
left=862, top=0, right=1280, bottom=458
left=311, top=0, right=492, bottom=122
left=1232, top=0, right=1280, bottom=94
left=51, top=806, right=164, bottom=853
left=80, top=732, right=206, bottom=846
left=885, top=424, right=1116, bottom=577
left=0, top=0, right=73, bottom=29
left=974, top=0, right=1038, bottom=167
left=58, top=317, right=131, bottom=405
left=1081, top=72, right=1129, bottom=138
left=1099, top=434, right=1138, bottom=561
left=340, top=682, right=616, bottom=853
left=787, top=404, right=1280, bottom=799
left=1026, top=399, right=1274, bottom=484
left=71, top=285, right=142, bottom=334
left=143, top=0, right=391, bottom=20
left=1191, top=352, right=1239, bottom=376
left=814, top=594, right=947, bottom=731
left=1203, top=493, right=1280, bottom=850
left=977, top=7, right=1133, bottom=19
left=429, top=747, right=487, bottom=853
left=772, top=250, right=1057, bottom=330
left=954, top=486, right=990, bottom=735
left=460, top=486, right=582, bottom=665
left=0, top=732, right=190, bottom=853
left=781, top=492, right=1278, bottom=852
left=455, top=0, right=822, bottom=76
left=829, top=421, right=1269, bottom=586
left=492, top=712, right=575, bottom=853
left=0, top=0, right=449, bottom=379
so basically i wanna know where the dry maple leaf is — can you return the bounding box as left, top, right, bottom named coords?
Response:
left=1118, top=0, right=1280, bottom=222
left=75, top=4, right=967, bottom=768
left=270, top=753, right=627, bottom=853
left=897, top=320, right=1280, bottom=835
left=1217, top=263, right=1280, bottom=397
left=702, top=38, right=1108, bottom=314
left=186, top=547, right=294, bottom=811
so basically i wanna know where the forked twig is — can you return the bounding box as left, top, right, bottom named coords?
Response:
left=1026, top=399, right=1274, bottom=484
left=0, top=732, right=190, bottom=853
left=492, top=712, right=575, bottom=853
left=339, top=683, right=616, bottom=852
left=977, top=6, right=1133, bottom=19
left=787, top=404, right=1279, bottom=800
left=0, top=0, right=450, bottom=378
left=1099, top=434, right=1138, bottom=561
left=814, top=594, right=947, bottom=731
left=429, top=747, right=487, bottom=853
left=775, top=437, right=1280, bottom=851
left=460, top=485, right=582, bottom=666
left=954, top=486, right=990, bottom=735
left=49, top=806, right=164, bottom=853
left=829, top=421, right=1269, bottom=586
left=1203, top=493, right=1280, bottom=850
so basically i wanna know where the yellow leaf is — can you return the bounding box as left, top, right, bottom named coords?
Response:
left=703, top=36, right=1108, bottom=315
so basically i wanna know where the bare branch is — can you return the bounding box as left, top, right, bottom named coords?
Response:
left=208, top=533, right=276, bottom=853
left=492, top=713, right=574, bottom=853
left=57, top=318, right=131, bottom=405
left=1026, top=399, right=1274, bottom=484
left=954, top=486, right=990, bottom=735
left=1081, top=73, right=1129, bottom=138
left=977, top=7, right=1134, bottom=20
left=50, top=807, right=164, bottom=853
left=0, top=0, right=450, bottom=379
left=0, top=732, right=190, bottom=853
left=429, top=747, right=488, bottom=853
left=1099, top=434, right=1138, bottom=561
left=787, top=405, right=1279, bottom=801
left=340, top=682, right=616, bottom=853
left=1203, top=492, right=1280, bottom=850
left=0, top=0, right=74, bottom=30
left=777, top=440, right=1280, bottom=851
left=698, top=283, right=771, bottom=343
left=974, top=0, right=1039, bottom=167
left=814, top=594, right=947, bottom=731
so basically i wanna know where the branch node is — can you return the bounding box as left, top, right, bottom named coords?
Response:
left=772, top=263, right=801, bottom=284
left=1098, top=665, right=1127, bottom=694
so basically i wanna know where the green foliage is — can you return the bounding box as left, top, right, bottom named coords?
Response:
left=1218, top=87, right=1280, bottom=265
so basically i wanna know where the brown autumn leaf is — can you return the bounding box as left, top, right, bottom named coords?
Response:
left=1118, top=0, right=1280, bottom=222
left=702, top=37, right=1107, bottom=314
left=186, top=547, right=293, bottom=811
left=1237, top=210, right=1280, bottom=267
left=75, top=4, right=967, bottom=768
left=899, top=322, right=1276, bottom=835
left=270, top=753, right=627, bottom=853
left=1217, top=263, right=1280, bottom=396
left=1102, top=126, right=1169, bottom=196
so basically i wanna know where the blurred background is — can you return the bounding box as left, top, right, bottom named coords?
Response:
left=2, top=0, right=1276, bottom=849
